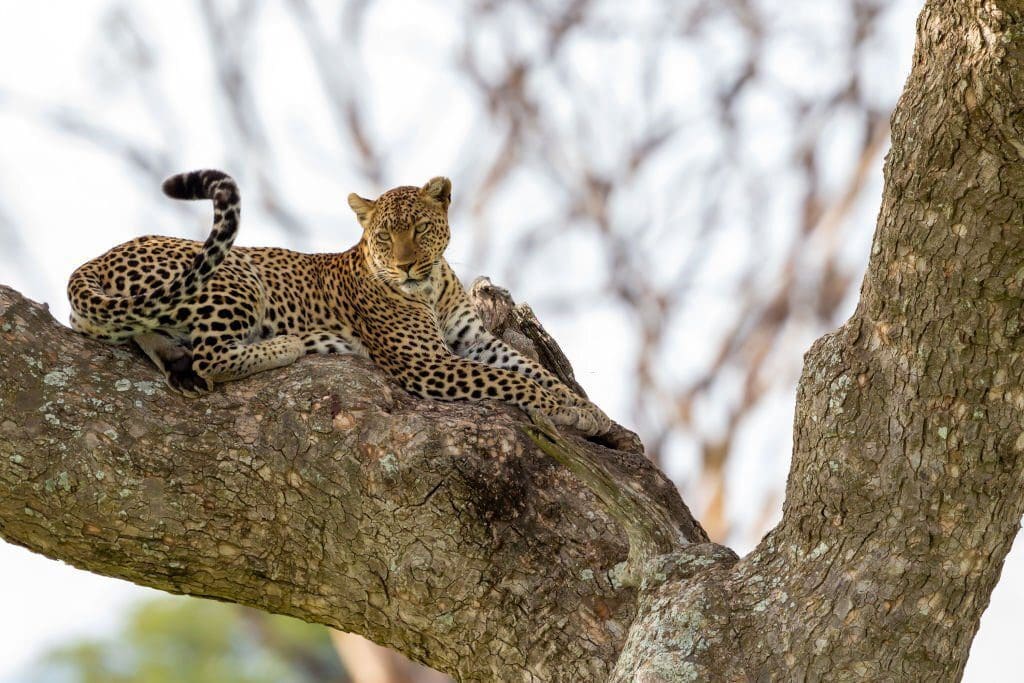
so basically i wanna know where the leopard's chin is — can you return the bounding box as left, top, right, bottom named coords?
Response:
left=398, top=277, right=434, bottom=297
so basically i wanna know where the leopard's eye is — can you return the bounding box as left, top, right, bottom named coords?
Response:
left=414, top=222, right=430, bottom=234
left=375, top=232, right=391, bottom=244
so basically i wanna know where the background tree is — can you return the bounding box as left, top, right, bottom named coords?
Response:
left=22, top=599, right=345, bottom=683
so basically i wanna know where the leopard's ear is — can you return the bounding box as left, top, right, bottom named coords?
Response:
left=421, top=177, right=451, bottom=210
left=347, top=193, right=376, bottom=228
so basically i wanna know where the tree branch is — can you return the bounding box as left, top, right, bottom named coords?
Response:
left=0, top=283, right=705, bottom=681
left=469, top=277, right=589, bottom=399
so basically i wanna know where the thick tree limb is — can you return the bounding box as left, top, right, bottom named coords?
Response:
left=0, top=284, right=705, bottom=681
left=605, top=1, right=1024, bottom=679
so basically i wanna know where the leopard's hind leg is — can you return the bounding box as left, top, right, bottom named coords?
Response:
left=299, top=330, right=367, bottom=357
left=192, top=333, right=304, bottom=383
left=190, top=329, right=364, bottom=386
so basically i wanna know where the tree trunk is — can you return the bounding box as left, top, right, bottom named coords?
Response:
left=605, top=1, right=1024, bottom=679
left=2, top=1, right=1023, bottom=680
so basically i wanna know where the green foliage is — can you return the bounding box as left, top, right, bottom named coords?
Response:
left=18, top=597, right=346, bottom=683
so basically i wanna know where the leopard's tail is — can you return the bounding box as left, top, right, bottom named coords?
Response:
left=67, top=170, right=240, bottom=340
left=159, top=169, right=240, bottom=301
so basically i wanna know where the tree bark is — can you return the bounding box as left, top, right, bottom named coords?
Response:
left=2, top=1, right=1024, bottom=680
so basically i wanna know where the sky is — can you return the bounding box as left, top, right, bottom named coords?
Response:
left=0, top=1, right=1022, bottom=681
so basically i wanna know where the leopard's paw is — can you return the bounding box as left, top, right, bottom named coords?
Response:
left=165, top=356, right=213, bottom=397
left=548, top=390, right=612, bottom=435
left=550, top=402, right=612, bottom=436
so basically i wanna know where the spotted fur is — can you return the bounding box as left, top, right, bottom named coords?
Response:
left=67, top=170, right=611, bottom=434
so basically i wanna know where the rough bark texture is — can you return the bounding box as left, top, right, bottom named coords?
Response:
left=738, top=2, right=1024, bottom=677
left=2, top=1, right=1024, bottom=680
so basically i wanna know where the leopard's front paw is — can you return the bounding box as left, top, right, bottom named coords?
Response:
left=548, top=388, right=612, bottom=435
left=164, top=356, right=213, bottom=397
left=550, top=401, right=612, bottom=436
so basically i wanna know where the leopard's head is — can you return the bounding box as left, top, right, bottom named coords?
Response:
left=348, top=177, right=451, bottom=291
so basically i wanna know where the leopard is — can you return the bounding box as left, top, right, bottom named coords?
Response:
left=67, top=169, right=612, bottom=435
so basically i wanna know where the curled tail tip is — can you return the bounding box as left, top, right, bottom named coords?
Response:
left=162, top=169, right=235, bottom=200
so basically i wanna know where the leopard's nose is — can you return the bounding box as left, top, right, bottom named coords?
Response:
left=397, top=262, right=415, bottom=275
